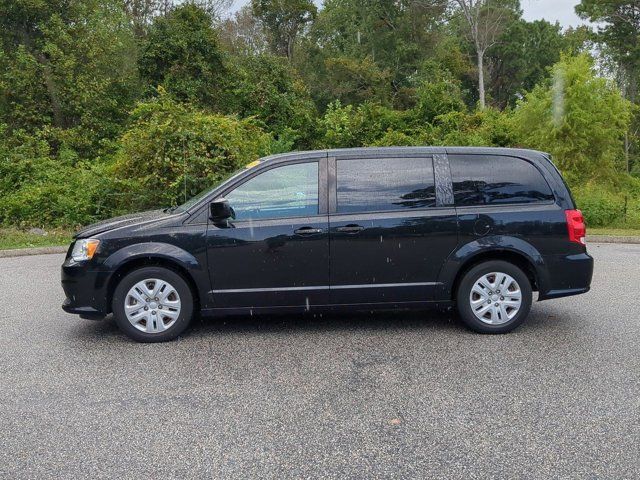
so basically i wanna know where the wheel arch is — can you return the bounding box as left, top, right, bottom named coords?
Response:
left=451, top=250, right=539, bottom=301
left=438, top=237, right=549, bottom=302
left=103, top=243, right=203, bottom=314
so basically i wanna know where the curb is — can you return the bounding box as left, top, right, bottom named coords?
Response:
left=0, top=245, right=68, bottom=258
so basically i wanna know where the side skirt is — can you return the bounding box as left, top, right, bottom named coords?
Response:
left=200, top=300, right=454, bottom=317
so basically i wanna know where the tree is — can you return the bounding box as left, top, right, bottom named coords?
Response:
left=0, top=0, right=140, bottom=155
left=487, top=19, right=567, bottom=107
left=512, top=54, right=632, bottom=181
left=576, top=0, right=640, bottom=173
left=219, top=5, right=268, bottom=55
left=301, top=0, right=449, bottom=107
left=411, top=63, right=467, bottom=122
left=225, top=54, right=317, bottom=148
left=453, top=0, right=514, bottom=108
left=251, top=0, right=317, bottom=59
left=576, top=0, right=640, bottom=103
left=322, top=56, right=393, bottom=106
left=138, top=4, right=225, bottom=107
left=124, top=0, right=232, bottom=35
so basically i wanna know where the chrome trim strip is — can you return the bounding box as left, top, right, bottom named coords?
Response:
left=213, top=286, right=328, bottom=294
left=211, top=282, right=439, bottom=294
left=332, top=282, right=438, bottom=290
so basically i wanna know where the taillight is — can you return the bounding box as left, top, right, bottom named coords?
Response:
left=565, top=209, right=586, bottom=245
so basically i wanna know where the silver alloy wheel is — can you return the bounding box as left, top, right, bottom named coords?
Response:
left=469, top=271, right=522, bottom=325
left=124, top=278, right=181, bottom=333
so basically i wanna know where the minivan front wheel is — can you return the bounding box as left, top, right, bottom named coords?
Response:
left=112, top=266, right=194, bottom=342
left=456, top=260, right=532, bottom=334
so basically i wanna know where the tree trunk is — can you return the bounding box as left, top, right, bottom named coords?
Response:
left=477, top=48, right=485, bottom=109
left=36, top=53, right=65, bottom=128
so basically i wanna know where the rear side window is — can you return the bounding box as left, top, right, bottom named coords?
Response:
left=336, top=157, right=436, bottom=213
left=449, top=155, right=554, bottom=206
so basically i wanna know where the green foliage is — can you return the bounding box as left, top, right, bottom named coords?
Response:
left=0, top=127, right=120, bottom=227
left=572, top=176, right=640, bottom=229
left=225, top=54, right=317, bottom=148
left=0, top=0, right=140, bottom=156
left=512, top=54, right=632, bottom=182
left=322, top=56, right=393, bottom=107
left=251, top=0, right=317, bottom=58
left=431, top=108, right=516, bottom=147
left=114, top=94, right=272, bottom=210
left=411, top=63, right=467, bottom=122
left=487, top=19, right=568, bottom=107
left=0, top=1, right=638, bottom=230
left=299, top=0, right=449, bottom=109
left=576, top=0, right=640, bottom=99
left=574, top=185, right=628, bottom=227
left=139, top=4, right=225, bottom=107
left=576, top=0, right=640, bottom=174
left=317, top=101, right=407, bottom=148
left=0, top=227, right=72, bottom=250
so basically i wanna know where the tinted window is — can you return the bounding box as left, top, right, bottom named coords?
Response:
left=450, top=155, right=554, bottom=206
left=226, top=162, right=318, bottom=220
left=337, top=157, right=436, bottom=213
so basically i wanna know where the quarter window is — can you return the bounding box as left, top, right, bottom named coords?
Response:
left=226, top=162, right=319, bottom=220
left=450, top=155, right=554, bottom=206
left=336, top=158, right=436, bottom=213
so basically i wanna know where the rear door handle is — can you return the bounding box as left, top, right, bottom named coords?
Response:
left=294, top=227, right=323, bottom=235
left=336, top=224, right=364, bottom=233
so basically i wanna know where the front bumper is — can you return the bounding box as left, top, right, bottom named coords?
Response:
left=538, top=252, right=594, bottom=301
left=61, top=258, right=113, bottom=319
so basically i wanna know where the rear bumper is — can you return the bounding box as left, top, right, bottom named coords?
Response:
left=538, top=252, right=593, bottom=301
left=61, top=258, right=113, bottom=319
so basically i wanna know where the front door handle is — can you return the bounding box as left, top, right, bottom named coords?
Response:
left=336, top=224, right=364, bottom=233
left=294, top=227, right=323, bottom=236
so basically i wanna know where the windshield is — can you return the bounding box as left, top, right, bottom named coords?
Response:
left=170, top=166, right=249, bottom=214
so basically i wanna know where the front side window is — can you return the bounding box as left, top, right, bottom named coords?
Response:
left=225, top=162, right=319, bottom=221
left=450, top=155, right=554, bottom=206
left=336, top=157, right=436, bottom=214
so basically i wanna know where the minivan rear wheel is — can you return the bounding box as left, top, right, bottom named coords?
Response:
left=456, top=260, right=532, bottom=334
left=112, top=266, right=194, bottom=342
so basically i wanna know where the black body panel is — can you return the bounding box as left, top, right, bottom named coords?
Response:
left=206, top=216, right=330, bottom=308
left=328, top=209, right=458, bottom=303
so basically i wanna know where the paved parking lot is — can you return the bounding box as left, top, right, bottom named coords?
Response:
left=1, top=243, right=639, bottom=479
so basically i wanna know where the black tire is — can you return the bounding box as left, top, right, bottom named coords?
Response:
left=112, top=266, right=194, bottom=343
left=456, top=260, right=532, bottom=334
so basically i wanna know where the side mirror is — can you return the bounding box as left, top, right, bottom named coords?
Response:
left=209, top=198, right=234, bottom=222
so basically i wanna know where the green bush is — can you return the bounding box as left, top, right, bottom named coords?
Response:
left=114, top=93, right=272, bottom=210
left=511, top=54, right=632, bottom=182
left=317, top=101, right=407, bottom=148
left=573, top=186, right=626, bottom=227
left=430, top=108, right=515, bottom=147
left=0, top=128, right=120, bottom=227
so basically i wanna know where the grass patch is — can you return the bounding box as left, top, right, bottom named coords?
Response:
left=589, top=227, right=640, bottom=237
left=0, top=228, right=72, bottom=250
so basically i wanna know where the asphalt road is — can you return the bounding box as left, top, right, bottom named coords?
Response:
left=1, top=244, right=639, bottom=479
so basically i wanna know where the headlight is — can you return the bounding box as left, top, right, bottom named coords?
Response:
left=71, top=239, right=100, bottom=261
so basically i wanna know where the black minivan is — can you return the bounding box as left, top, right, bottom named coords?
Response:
left=62, top=147, right=593, bottom=342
